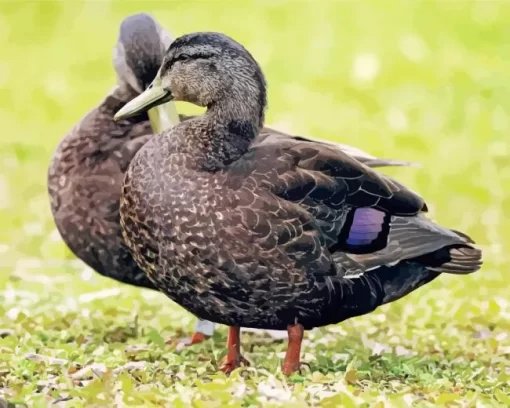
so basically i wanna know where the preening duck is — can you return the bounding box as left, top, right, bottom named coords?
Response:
left=48, top=13, right=171, bottom=291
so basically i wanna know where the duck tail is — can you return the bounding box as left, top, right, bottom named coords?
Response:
left=368, top=243, right=481, bottom=306
left=323, top=243, right=476, bottom=323
left=344, top=217, right=482, bottom=306
left=350, top=214, right=483, bottom=275
left=409, top=243, right=482, bottom=274
left=368, top=236, right=481, bottom=305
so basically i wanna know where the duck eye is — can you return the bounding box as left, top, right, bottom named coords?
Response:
left=177, top=54, right=192, bottom=62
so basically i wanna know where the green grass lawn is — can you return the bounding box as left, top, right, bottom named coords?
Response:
left=1, top=0, right=509, bottom=406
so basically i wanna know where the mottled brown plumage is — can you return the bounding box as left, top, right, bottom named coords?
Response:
left=48, top=14, right=170, bottom=290
left=116, top=32, right=482, bottom=374
left=48, top=16, right=415, bottom=345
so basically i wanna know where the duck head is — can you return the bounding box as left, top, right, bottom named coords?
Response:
left=113, top=13, right=172, bottom=93
left=114, top=32, right=267, bottom=129
left=113, top=13, right=179, bottom=131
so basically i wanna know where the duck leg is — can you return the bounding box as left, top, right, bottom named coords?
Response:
left=219, top=326, right=249, bottom=373
left=282, top=323, right=304, bottom=376
left=173, top=332, right=210, bottom=350
left=172, top=319, right=216, bottom=350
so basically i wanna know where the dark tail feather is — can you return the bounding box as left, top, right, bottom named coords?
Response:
left=351, top=242, right=481, bottom=308
left=411, top=244, right=483, bottom=274
left=332, top=232, right=482, bottom=318
left=373, top=242, right=481, bottom=305
left=351, top=216, right=483, bottom=275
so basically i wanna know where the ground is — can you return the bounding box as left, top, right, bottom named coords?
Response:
left=0, top=1, right=509, bottom=407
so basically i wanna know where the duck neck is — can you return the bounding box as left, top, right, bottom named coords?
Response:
left=194, top=85, right=266, bottom=171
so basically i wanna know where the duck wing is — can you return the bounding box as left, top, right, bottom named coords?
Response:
left=254, top=128, right=419, bottom=168
left=233, top=140, right=426, bottom=253
left=228, top=139, right=479, bottom=274
left=216, top=140, right=426, bottom=290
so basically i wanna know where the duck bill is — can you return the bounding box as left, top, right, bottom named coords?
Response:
left=114, top=77, right=174, bottom=121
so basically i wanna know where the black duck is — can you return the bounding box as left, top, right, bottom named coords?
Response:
left=115, top=31, right=483, bottom=374
left=115, top=32, right=482, bottom=375
left=48, top=15, right=419, bottom=348
left=48, top=14, right=420, bottom=349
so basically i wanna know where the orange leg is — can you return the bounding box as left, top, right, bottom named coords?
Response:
left=219, top=326, right=248, bottom=374
left=282, top=323, right=304, bottom=376
left=189, top=331, right=208, bottom=344
left=171, top=332, right=211, bottom=350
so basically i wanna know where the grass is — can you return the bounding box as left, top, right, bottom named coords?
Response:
left=1, top=0, right=509, bottom=406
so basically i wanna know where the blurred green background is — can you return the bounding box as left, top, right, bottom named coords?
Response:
left=0, top=1, right=509, bottom=406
